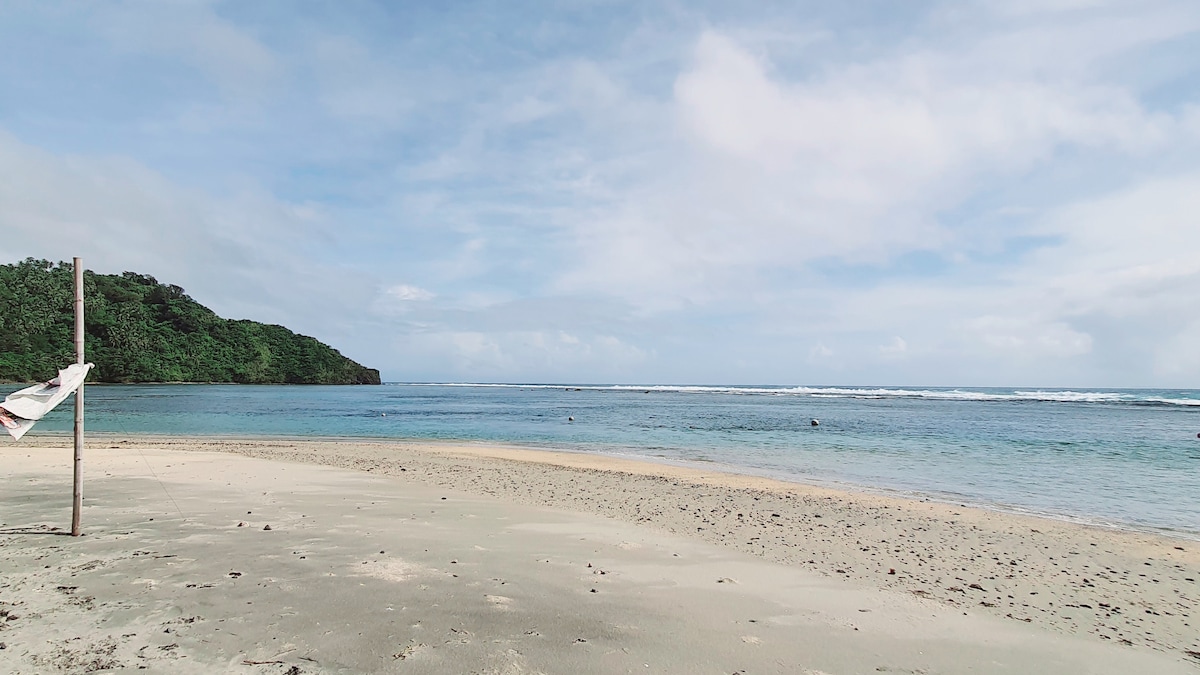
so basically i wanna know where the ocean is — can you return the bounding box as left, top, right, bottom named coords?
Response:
left=8, top=383, right=1200, bottom=539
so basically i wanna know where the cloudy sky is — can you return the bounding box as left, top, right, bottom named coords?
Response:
left=2, top=1, right=1198, bottom=386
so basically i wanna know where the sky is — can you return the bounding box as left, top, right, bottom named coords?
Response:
left=2, top=0, right=1199, bottom=386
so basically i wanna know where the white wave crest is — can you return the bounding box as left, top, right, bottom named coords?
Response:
left=404, top=383, right=1200, bottom=406
left=1145, top=397, right=1200, bottom=406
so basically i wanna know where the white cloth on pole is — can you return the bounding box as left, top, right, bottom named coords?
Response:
left=0, top=363, right=94, bottom=440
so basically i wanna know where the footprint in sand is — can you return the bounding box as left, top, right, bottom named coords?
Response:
left=392, top=642, right=427, bottom=660
left=485, top=595, right=513, bottom=610
left=357, top=559, right=429, bottom=583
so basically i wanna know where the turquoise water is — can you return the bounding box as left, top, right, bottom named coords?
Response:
left=9, top=383, right=1200, bottom=539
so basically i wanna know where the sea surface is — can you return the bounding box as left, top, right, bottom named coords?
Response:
left=8, top=383, right=1200, bottom=539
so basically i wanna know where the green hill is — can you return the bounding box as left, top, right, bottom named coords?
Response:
left=0, top=258, right=381, bottom=385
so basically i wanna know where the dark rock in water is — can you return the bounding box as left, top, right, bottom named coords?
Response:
left=811, top=419, right=820, bottom=426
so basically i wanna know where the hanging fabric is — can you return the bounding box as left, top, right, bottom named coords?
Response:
left=0, top=362, right=94, bottom=440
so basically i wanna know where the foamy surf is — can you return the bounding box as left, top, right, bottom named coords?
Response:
left=415, top=383, right=1199, bottom=406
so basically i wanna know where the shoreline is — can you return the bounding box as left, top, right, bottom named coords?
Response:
left=22, top=430, right=1200, bottom=543
left=8, top=434, right=1200, bottom=663
left=6, top=442, right=1197, bottom=673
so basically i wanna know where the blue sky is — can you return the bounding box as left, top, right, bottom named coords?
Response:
left=2, top=1, right=1199, bottom=386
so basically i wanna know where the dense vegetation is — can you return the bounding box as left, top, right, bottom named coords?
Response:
left=0, top=259, right=380, bottom=385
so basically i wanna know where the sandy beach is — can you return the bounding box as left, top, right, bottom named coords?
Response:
left=2, top=437, right=1198, bottom=674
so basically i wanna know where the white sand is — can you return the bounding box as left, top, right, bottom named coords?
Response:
left=1, top=437, right=1198, bottom=674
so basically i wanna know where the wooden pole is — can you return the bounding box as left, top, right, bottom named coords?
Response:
left=72, top=257, right=84, bottom=536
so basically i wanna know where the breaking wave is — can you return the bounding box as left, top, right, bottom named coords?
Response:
left=410, top=383, right=1200, bottom=407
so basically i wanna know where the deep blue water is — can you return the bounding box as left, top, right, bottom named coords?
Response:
left=9, top=383, right=1200, bottom=538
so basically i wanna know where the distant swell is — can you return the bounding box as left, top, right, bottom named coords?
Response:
left=412, top=383, right=1200, bottom=407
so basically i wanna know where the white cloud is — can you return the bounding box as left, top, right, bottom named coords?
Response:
left=0, top=129, right=376, bottom=353
left=967, top=316, right=1093, bottom=357
left=312, top=35, right=414, bottom=124
left=371, top=284, right=436, bottom=316
left=1030, top=173, right=1200, bottom=284
left=1155, top=320, right=1200, bottom=378
left=385, top=284, right=435, bottom=302
left=556, top=8, right=1198, bottom=309
left=985, top=0, right=1116, bottom=15
left=394, top=330, right=649, bottom=380
left=5, top=2, right=1199, bottom=385
left=94, top=1, right=279, bottom=98
left=807, top=343, right=834, bottom=363
left=878, top=336, right=908, bottom=357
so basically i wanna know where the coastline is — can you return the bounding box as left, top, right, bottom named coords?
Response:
left=20, top=430, right=1200, bottom=543
left=20, top=382, right=1200, bottom=540
left=3, top=435, right=1199, bottom=672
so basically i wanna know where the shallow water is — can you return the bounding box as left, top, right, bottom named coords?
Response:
left=10, top=382, right=1200, bottom=538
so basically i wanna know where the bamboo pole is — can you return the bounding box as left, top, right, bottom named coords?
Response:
left=72, top=257, right=84, bottom=536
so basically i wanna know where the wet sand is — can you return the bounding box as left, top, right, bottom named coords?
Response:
left=1, top=436, right=1198, bottom=673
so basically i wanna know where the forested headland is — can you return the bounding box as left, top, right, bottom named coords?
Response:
left=0, top=259, right=381, bottom=385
